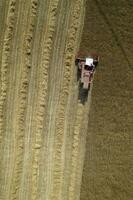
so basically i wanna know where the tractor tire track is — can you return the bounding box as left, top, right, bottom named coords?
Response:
left=94, top=0, right=133, bottom=71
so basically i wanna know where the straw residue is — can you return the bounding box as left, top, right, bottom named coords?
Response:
left=51, top=0, right=85, bottom=199
left=10, top=1, right=38, bottom=199
left=30, top=1, right=60, bottom=199
left=0, top=0, right=16, bottom=144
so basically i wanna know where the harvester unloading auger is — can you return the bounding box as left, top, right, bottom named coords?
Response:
left=75, top=52, right=99, bottom=104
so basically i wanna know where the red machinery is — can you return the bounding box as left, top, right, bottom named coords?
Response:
left=75, top=52, right=99, bottom=90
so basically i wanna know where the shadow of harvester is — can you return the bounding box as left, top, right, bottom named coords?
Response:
left=78, top=81, right=90, bottom=105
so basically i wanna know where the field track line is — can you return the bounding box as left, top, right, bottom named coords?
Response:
left=94, top=0, right=133, bottom=71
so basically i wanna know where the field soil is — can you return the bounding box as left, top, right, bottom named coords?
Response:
left=80, top=0, right=133, bottom=200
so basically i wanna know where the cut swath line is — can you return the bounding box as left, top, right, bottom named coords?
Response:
left=68, top=103, right=84, bottom=200
left=51, top=0, right=85, bottom=199
left=10, top=1, right=38, bottom=199
left=68, top=86, right=92, bottom=200
left=0, top=1, right=16, bottom=198
left=0, top=0, right=16, bottom=144
left=30, top=0, right=60, bottom=200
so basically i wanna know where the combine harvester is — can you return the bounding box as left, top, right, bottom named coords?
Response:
left=75, top=52, right=99, bottom=104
